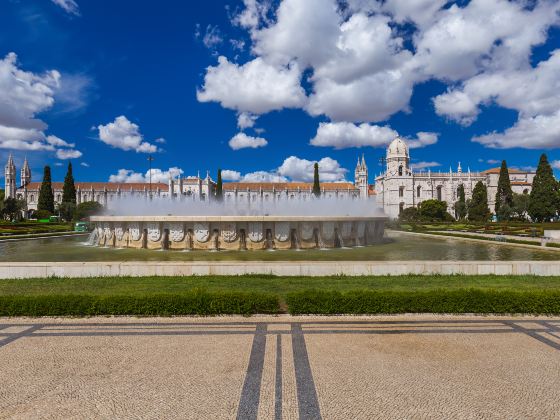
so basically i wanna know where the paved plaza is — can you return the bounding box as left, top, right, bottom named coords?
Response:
left=0, top=315, right=559, bottom=419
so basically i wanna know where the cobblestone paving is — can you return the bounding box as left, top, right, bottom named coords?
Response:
left=0, top=315, right=559, bottom=419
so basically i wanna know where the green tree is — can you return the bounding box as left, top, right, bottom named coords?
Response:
left=74, top=201, right=103, bottom=221
left=2, top=198, right=25, bottom=221
left=511, top=192, right=530, bottom=221
left=57, top=201, right=77, bottom=222
left=312, top=162, right=320, bottom=197
left=528, top=153, right=558, bottom=222
left=454, top=184, right=467, bottom=220
left=418, top=199, right=451, bottom=221
left=468, top=181, right=491, bottom=222
left=215, top=169, right=223, bottom=201
left=0, top=189, right=4, bottom=201
left=495, top=160, right=514, bottom=221
left=38, top=166, right=54, bottom=214
left=398, top=206, right=420, bottom=222
left=62, top=162, right=77, bottom=204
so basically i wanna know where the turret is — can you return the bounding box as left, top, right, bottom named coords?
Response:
left=386, top=137, right=410, bottom=177
left=20, top=157, right=31, bottom=187
left=5, top=154, right=16, bottom=199
left=354, top=154, right=369, bottom=199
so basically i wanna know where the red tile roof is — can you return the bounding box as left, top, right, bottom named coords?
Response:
left=481, top=167, right=525, bottom=174
left=25, top=182, right=168, bottom=191
left=223, top=182, right=356, bottom=191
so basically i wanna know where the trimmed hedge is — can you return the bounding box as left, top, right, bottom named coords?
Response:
left=286, top=289, right=560, bottom=315
left=0, top=290, right=280, bottom=316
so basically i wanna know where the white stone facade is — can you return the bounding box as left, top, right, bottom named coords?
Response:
left=375, top=138, right=535, bottom=219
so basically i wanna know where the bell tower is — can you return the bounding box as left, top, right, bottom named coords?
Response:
left=21, top=157, right=31, bottom=187
left=5, top=154, right=16, bottom=199
left=354, top=154, right=368, bottom=199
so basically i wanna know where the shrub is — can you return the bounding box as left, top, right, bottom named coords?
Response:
left=286, top=289, right=560, bottom=315
left=36, top=209, right=53, bottom=220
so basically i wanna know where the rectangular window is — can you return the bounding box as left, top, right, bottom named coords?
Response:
left=399, top=186, right=404, bottom=197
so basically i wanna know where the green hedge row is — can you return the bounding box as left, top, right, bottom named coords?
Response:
left=0, top=290, right=280, bottom=316
left=286, top=289, right=560, bottom=315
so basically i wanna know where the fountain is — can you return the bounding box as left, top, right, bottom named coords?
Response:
left=88, top=196, right=388, bottom=251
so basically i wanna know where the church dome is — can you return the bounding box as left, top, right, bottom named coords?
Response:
left=386, top=137, right=409, bottom=158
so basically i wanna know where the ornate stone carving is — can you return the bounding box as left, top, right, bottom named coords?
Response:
left=221, top=222, right=237, bottom=243
left=129, top=222, right=141, bottom=241
left=103, top=223, right=113, bottom=239
left=274, top=222, right=289, bottom=242
left=301, top=222, right=314, bottom=240
left=147, top=222, right=161, bottom=242
left=169, top=223, right=185, bottom=242
left=115, top=224, right=125, bottom=241
left=321, top=222, right=335, bottom=240
left=248, top=222, right=263, bottom=242
left=194, top=222, right=210, bottom=242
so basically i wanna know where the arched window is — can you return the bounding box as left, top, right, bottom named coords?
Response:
left=398, top=165, right=403, bottom=176
left=56, top=194, right=61, bottom=202
left=417, top=185, right=421, bottom=198
left=436, top=185, right=442, bottom=201
left=30, top=195, right=34, bottom=202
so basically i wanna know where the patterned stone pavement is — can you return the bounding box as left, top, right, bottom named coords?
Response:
left=0, top=315, right=559, bottom=419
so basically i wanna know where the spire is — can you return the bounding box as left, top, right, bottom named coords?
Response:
left=457, top=161, right=462, bottom=174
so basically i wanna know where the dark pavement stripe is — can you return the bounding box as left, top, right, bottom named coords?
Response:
left=292, top=323, right=321, bottom=420
left=275, top=334, right=282, bottom=420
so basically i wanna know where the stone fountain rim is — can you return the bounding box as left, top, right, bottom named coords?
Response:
left=90, top=215, right=388, bottom=222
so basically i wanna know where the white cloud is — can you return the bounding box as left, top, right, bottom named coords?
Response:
left=108, top=167, right=184, bottom=183
left=310, top=122, right=437, bottom=150
left=410, top=161, right=441, bottom=170
left=472, top=110, right=560, bottom=149
left=551, top=161, right=560, bottom=170
left=56, top=148, right=82, bottom=159
left=277, top=156, right=347, bottom=182
left=46, top=135, right=74, bottom=148
left=97, top=116, right=159, bottom=153
left=237, top=112, right=258, bottom=129
left=197, top=56, right=306, bottom=115
left=407, top=132, right=438, bottom=149
left=311, top=122, right=396, bottom=149
left=80, top=162, right=90, bottom=167
left=232, top=0, right=273, bottom=32
left=241, top=171, right=288, bottom=182
left=486, top=159, right=501, bottom=165
left=155, top=137, right=166, bottom=144
left=51, top=0, right=80, bottom=16
left=0, top=53, right=82, bottom=158
left=54, top=162, right=64, bottom=167
left=221, top=170, right=241, bottom=181
left=54, top=73, right=94, bottom=113
left=201, top=25, right=223, bottom=49
left=228, top=132, right=268, bottom=150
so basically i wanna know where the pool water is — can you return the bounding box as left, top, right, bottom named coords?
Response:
left=0, top=231, right=558, bottom=262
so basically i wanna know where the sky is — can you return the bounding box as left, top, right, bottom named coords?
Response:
left=1, top=0, right=560, bottom=186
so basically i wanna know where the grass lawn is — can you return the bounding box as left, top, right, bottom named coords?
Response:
left=2, top=275, right=559, bottom=316
left=2, top=274, right=560, bottom=296
left=0, top=221, right=73, bottom=236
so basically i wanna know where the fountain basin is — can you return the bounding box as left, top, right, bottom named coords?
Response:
left=89, top=215, right=388, bottom=250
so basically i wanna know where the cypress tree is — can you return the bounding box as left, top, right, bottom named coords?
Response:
left=454, top=183, right=467, bottom=219
left=528, top=153, right=558, bottom=222
left=495, top=160, right=513, bottom=220
left=38, top=165, right=54, bottom=214
left=62, top=162, right=77, bottom=204
left=312, top=162, right=320, bottom=197
left=216, top=169, right=223, bottom=201
left=468, top=181, right=491, bottom=222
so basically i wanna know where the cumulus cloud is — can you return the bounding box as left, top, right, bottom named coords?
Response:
left=80, top=162, right=90, bottom=167
left=277, top=156, right=347, bottom=182
left=410, top=161, right=441, bottom=170
left=56, top=148, right=82, bottom=159
left=51, top=0, right=80, bottom=16
left=472, top=110, right=560, bottom=149
left=241, top=171, right=288, bottom=182
left=310, top=122, right=437, bottom=150
left=108, top=167, right=184, bottom=183
left=551, top=160, right=560, bottom=170
left=201, top=0, right=560, bottom=150
left=197, top=56, right=306, bottom=114
left=237, top=112, right=258, bottom=129
left=97, top=116, right=159, bottom=153
left=228, top=132, right=268, bottom=150
left=0, top=53, right=82, bottom=158
left=221, top=170, right=242, bottom=181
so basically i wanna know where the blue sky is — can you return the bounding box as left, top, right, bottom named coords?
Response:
left=1, top=0, right=560, bottom=185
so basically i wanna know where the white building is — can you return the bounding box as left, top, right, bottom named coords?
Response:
left=374, top=137, right=535, bottom=219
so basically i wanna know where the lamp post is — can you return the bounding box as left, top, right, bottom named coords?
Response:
left=147, top=155, right=154, bottom=200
